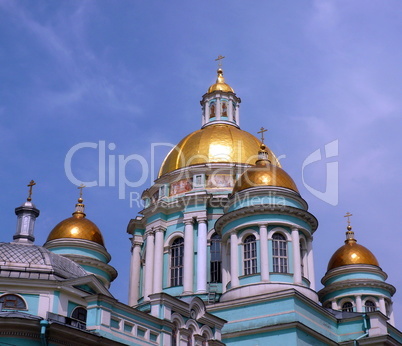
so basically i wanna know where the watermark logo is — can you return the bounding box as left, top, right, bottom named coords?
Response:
left=64, top=139, right=339, bottom=207
left=301, top=140, right=338, bottom=206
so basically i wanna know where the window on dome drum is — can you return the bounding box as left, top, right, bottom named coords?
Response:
left=300, top=242, right=305, bottom=276
left=243, top=235, right=257, bottom=275
left=272, top=233, right=288, bottom=273
left=0, top=294, right=26, bottom=310
left=365, top=300, right=376, bottom=312
left=71, top=307, right=87, bottom=322
left=342, top=302, right=354, bottom=312
left=209, top=103, right=215, bottom=118
left=170, top=238, right=184, bottom=286
left=232, top=103, right=236, bottom=122
left=221, top=101, right=227, bottom=117
left=210, top=233, right=222, bottom=283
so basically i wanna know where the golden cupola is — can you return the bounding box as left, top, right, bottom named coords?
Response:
left=327, top=224, right=379, bottom=271
left=46, top=195, right=105, bottom=246
left=232, top=143, right=299, bottom=194
left=207, top=68, right=235, bottom=94
left=159, top=124, right=282, bottom=177
left=159, top=68, right=282, bottom=177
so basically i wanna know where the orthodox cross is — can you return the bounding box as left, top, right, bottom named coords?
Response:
left=344, top=212, right=353, bottom=226
left=78, top=184, right=86, bottom=199
left=215, top=55, right=225, bottom=68
left=258, top=127, right=268, bottom=143
left=27, top=180, right=36, bottom=201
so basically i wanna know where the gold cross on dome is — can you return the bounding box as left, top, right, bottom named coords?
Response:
left=344, top=212, right=353, bottom=226
left=77, top=184, right=86, bottom=199
left=27, top=180, right=36, bottom=201
left=258, top=127, right=268, bottom=143
left=215, top=55, right=225, bottom=68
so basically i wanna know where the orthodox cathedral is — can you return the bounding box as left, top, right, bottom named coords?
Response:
left=0, top=68, right=401, bottom=345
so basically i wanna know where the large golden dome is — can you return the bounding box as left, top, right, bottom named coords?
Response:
left=46, top=200, right=105, bottom=246
left=158, top=124, right=281, bottom=177
left=207, top=68, right=234, bottom=93
left=327, top=228, right=379, bottom=271
left=232, top=145, right=298, bottom=193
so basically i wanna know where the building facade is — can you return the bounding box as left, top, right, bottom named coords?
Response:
left=0, top=68, right=401, bottom=345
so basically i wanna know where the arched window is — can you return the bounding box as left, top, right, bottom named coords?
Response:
left=210, top=233, right=222, bottom=283
left=365, top=300, right=376, bottom=312
left=71, top=307, right=87, bottom=322
left=171, top=238, right=184, bottom=286
left=202, top=333, right=209, bottom=346
left=188, top=326, right=196, bottom=346
left=0, top=294, right=26, bottom=310
left=243, top=235, right=257, bottom=275
left=342, top=301, right=354, bottom=312
left=272, top=233, right=288, bottom=273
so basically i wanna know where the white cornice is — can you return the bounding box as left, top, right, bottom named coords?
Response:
left=318, top=278, right=396, bottom=299
left=215, top=205, right=318, bottom=234
left=44, top=239, right=111, bottom=262
left=321, top=264, right=388, bottom=284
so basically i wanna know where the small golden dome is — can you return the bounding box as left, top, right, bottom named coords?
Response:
left=232, top=153, right=299, bottom=193
left=158, top=124, right=281, bottom=177
left=327, top=228, right=379, bottom=271
left=207, top=68, right=234, bottom=93
left=47, top=213, right=105, bottom=246
left=46, top=197, right=105, bottom=246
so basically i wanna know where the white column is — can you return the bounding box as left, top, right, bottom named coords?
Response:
left=196, top=218, right=208, bottom=293
left=356, top=295, right=362, bottom=312
left=259, top=224, right=269, bottom=282
left=230, top=232, right=239, bottom=288
left=235, top=104, right=240, bottom=125
left=331, top=300, right=337, bottom=310
left=216, top=97, right=221, bottom=120
left=306, top=237, right=316, bottom=290
left=379, top=297, right=386, bottom=315
left=183, top=219, right=194, bottom=294
left=128, top=240, right=142, bottom=306
left=221, top=241, right=228, bottom=293
left=292, top=228, right=302, bottom=285
left=204, top=101, right=210, bottom=125
left=153, top=227, right=165, bottom=293
left=143, top=231, right=155, bottom=301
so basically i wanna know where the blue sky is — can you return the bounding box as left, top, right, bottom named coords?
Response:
left=1, top=1, right=401, bottom=326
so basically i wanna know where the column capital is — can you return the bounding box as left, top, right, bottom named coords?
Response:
left=291, top=227, right=299, bottom=232
left=154, top=226, right=166, bottom=233
left=145, top=229, right=155, bottom=238
left=258, top=223, right=268, bottom=228
left=183, top=218, right=194, bottom=225
left=197, top=217, right=208, bottom=224
left=131, top=241, right=143, bottom=250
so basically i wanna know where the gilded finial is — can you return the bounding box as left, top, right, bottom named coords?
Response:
left=73, top=184, right=86, bottom=217
left=215, top=55, right=225, bottom=68
left=256, top=127, right=270, bottom=164
left=77, top=184, right=86, bottom=203
left=257, top=127, right=268, bottom=144
left=27, top=180, right=36, bottom=201
left=344, top=212, right=355, bottom=242
left=344, top=212, right=353, bottom=230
